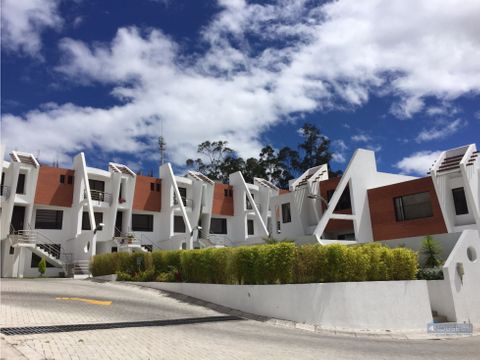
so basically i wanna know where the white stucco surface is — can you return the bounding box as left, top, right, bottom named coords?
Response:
left=133, top=280, right=433, bottom=331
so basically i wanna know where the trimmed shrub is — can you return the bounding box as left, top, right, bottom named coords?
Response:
left=91, top=242, right=418, bottom=284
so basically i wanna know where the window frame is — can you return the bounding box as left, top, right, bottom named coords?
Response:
left=247, top=219, right=254, bottom=235
left=281, top=203, right=292, bottom=223
left=131, top=214, right=154, bottom=232
left=394, top=191, right=433, bottom=222
left=35, top=209, right=63, bottom=230
left=174, top=215, right=186, bottom=233
left=210, top=218, right=228, bottom=234
left=452, top=187, right=469, bottom=216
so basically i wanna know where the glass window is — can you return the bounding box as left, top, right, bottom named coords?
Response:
left=174, top=215, right=186, bottom=233
left=16, top=173, right=26, bottom=194
left=327, top=186, right=351, bottom=211
left=35, top=210, right=63, bottom=229
left=60, top=175, right=65, bottom=184
left=282, top=203, right=291, bottom=223
left=150, top=183, right=155, bottom=191
left=82, top=212, right=103, bottom=231
left=88, top=179, right=105, bottom=192
left=156, top=183, right=161, bottom=192
left=210, top=218, right=227, bottom=234
left=394, top=192, right=433, bottom=221
left=132, top=214, right=154, bottom=232
left=68, top=175, right=73, bottom=184
left=452, top=187, right=469, bottom=215
left=247, top=219, right=254, bottom=235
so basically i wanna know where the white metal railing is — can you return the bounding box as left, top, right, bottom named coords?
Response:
left=173, top=196, right=193, bottom=208
left=84, top=189, right=113, bottom=205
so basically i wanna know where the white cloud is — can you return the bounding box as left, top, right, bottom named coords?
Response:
left=331, top=139, right=348, bottom=163
left=331, top=152, right=346, bottom=164
left=1, top=0, right=62, bottom=57
left=351, top=134, right=371, bottom=143
left=415, top=119, right=466, bottom=143
left=395, top=150, right=442, bottom=175
left=3, top=0, right=480, bottom=165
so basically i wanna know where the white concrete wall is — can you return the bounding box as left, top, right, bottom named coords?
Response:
left=442, top=229, right=480, bottom=324
left=136, top=281, right=433, bottom=331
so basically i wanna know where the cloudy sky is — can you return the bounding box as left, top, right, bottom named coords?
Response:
left=2, top=0, right=479, bottom=177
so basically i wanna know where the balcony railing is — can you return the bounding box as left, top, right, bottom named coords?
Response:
left=84, top=189, right=113, bottom=205
left=173, top=196, right=193, bottom=208
left=0, top=185, right=10, bottom=199
left=246, top=201, right=261, bottom=212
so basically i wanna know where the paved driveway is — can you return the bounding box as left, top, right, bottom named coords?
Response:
left=1, top=279, right=479, bottom=360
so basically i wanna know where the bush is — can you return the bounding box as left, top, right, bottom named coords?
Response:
left=91, top=242, right=418, bottom=284
left=417, top=267, right=444, bottom=280
left=38, top=257, right=46, bottom=277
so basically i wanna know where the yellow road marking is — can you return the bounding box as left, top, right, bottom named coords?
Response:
left=55, top=297, right=112, bottom=306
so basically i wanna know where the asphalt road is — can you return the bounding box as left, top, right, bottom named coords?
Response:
left=1, top=279, right=479, bottom=360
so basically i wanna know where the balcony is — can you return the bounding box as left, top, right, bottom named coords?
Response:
left=246, top=200, right=261, bottom=212
left=173, top=195, right=193, bottom=208
left=0, top=185, right=11, bottom=200
left=84, top=189, right=112, bottom=205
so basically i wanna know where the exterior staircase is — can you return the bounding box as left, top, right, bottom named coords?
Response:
left=8, top=229, right=73, bottom=276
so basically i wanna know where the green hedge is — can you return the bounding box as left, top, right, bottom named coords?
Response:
left=90, top=242, right=418, bottom=284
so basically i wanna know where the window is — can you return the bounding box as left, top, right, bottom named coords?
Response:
left=35, top=210, right=63, bottom=230
left=210, top=218, right=227, bottom=234
left=326, top=186, right=351, bottom=211
left=9, top=246, right=14, bottom=255
left=394, top=192, right=433, bottom=221
left=224, top=189, right=233, bottom=197
left=224, top=189, right=228, bottom=197
left=281, top=203, right=291, bottom=223
left=174, top=215, right=186, bottom=233
left=68, top=175, right=73, bottom=184
left=246, top=193, right=254, bottom=210
left=82, top=212, right=104, bottom=231
left=1, top=172, right=5, bottom=196
left=60, top=175, right=65, bottom=184
left=111, top=247, right=118, bottom=253
left=150, top=183, right=155, bottom=191
left=174, top=187, right=187, bottom=205
left=156, top=183, right=161, bottom=192
left=247, top=219, right=254, bottom=235
left=16, top=173, right=26, bottom=194
left=89, top=179, right=105, bottom=192
left=229, top=189, right=233, bottom=197
left=337, top=233, right=355, bottom=240
left=132, top=214, right=154, bottom=232
left=276, top=221, right=281, bottom=233
left=452, top=188, right=469, bottom=215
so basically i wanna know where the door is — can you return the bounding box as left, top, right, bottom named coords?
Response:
left=115, top=211, right=123, bottom=237
left=11, top=206, right=26, bottom=233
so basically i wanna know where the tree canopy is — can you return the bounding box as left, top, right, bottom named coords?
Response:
left=186, top=123, right=341, bottom=187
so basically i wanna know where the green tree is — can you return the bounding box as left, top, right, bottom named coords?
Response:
left=38, top=257, right=47, bottom=277
left=187, top=123, right=338, bottom=187
left=420, top=236, right=442, bottom=268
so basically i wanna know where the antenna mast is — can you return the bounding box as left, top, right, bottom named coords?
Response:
left=158, top=119, right=166, bottom=166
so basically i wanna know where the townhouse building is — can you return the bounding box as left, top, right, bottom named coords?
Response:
left=1, top=143, right=478, bottom=278
left=270, top=144, right=479, bottom=244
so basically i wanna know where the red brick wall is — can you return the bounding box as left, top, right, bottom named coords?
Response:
left=212, top=183, right=234, bottom=216
left=133, top=175, right=161, bottom=212
left=34, top=166, right=74, bottom=207
left=367, top=177, right=447, bottom=241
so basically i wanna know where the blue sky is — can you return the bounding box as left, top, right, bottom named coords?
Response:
left=2, top=0, right=479, bottom=177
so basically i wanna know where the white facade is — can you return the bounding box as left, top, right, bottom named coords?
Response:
left=1, top=143, right=479, bottom=277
